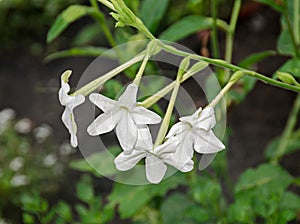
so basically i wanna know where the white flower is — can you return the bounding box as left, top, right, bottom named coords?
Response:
left=0, top=108, right=16, bottom=135
left=114, top=125, right=193, bottom=184
left=33, top=123, right=53, bottom=143
left=9, top=157, right=25, bottom=171
left=43, top=154, right=57, bottom=167
left=14, top=118, right=32, bottom=134
left=87, top=84, right=161, bottom=153
left=10, top=174, right=29, bottom=187
left=59, top=70, right=85, bottom=148
left=166, top=107, right=225, bottom=167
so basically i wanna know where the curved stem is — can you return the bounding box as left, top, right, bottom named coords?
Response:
left=160, top=43, right=300, bottom=92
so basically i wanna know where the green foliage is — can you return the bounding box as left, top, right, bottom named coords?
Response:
left=47, top=5, right=93, bottom=43
left=140, top=0, right=170, bottom=33
left=159, top=15, right=215, bottom=42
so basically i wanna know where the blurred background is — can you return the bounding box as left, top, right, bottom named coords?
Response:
left=0, top=0, right=299, bottom=223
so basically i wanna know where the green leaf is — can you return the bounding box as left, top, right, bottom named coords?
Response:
left=235, top=164, right=293, bottom=194
left=76, top=175, right=95, bottom=204
left=103, top=80, right=123, bottom=99
left=160, top=193, right=194, bottom=224
left=47, top=5, right=93, bottom=43
left=238, top=51, right=276, bottom=69
left=265, top=136, right=300, bottom=160
left=23, top=213, right=35, bottom=224
left=140, top=0, right=169, bottom=33
left=72, top=24, right=102, bottom=46
left=70, top=146, right=121, bottom=177
left=253, top=0, right=284, bottom=12
left=106, top=174, right=185, bottom=219
left=159, top=15, right=213, bottom=42
left=228, top=197, right=254, bottom=223
left=56, top=201, right=72, bottom=222
left=280, top=191, right=300, bottom=211
left=45, top=46, right=115, bottom=62
left=278, top=58, right=300, bottom=77
left=277, top=29, right=295, bottom=56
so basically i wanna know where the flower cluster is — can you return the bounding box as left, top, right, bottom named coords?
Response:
left=58, top=71, right=225, bottom=183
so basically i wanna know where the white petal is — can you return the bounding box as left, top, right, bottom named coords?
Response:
left=166, top=122, right=186, bottom=138
left=193, top=130, right=225, bottom=154
left=118, top=84, right=138, bottom=109
left=87, top=111, right=121, bottom=136
left=194, top=107, right=216, bottom=131
left=61, top=108, right=78, bottom=147
left=116, top=112, right=138, bottom=153
left=179, top=114, right=194, bottom=124
left=135, top=125, right=153, bottom=150
left=58, top=83, right=72, bottom=106
left=89, top=93, right=115, bottom=112
left=155, top=138, right=178, bottom=157
left=114, top=150, right=146, bottom=171
left=131, top=106, right=161, bottom=124
left=145, top=155, right=167, bottom=184
left=199, top=153, right=217, bottom=170
left=165, top=156, right=194, bottom=173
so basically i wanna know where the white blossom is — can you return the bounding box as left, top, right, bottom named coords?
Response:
left=9, top=157, right=25, bottom=171
left=87, top=83, right=161, bottom=153
left=10, top=174, right=29, bottom=187
left=114, top=125, right=193, bottom=184
left=33, top=123, right=53, bottom=143
left=166, top=107, right=225, bottom=168
left=59, top=70, right=85, bottom=148
left=14, top=118, right=32, bottom=134
left=43, top=153, right=57, bottom=167
left=0, top=108, right=16, bottom=135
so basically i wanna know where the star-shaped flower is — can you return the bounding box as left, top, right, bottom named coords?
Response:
left=114, top=125, right=194, bottom=184
left=166, top=107, right=225, bottom=167
left=87, top=84, right=161, bottom=153
left=59, top=70, right=85, bottom=147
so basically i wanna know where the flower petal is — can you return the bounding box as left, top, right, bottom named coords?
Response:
left=155, top=137, right=178, bottom=157
left=131, top=106, right=161, bottom=124
left=193, top=130, right=225, bottom=154
left=194, top=107, right=216, bottom=131
left=114, top=150, right=146, bottom=171
left=118, top=84, right=138, bottom=109
left=89, top=93, right=115, bottom=112
left=87, top=111, right=121, bottom=136
left=135, top=125, right=153, bottom=150
left=116, top=112, right=138, bottom=153
left=61, top=108, right=78, bottom=147
left=166, top=122, right=186, bottom=138
left=145, top=155, right=167, bottom=184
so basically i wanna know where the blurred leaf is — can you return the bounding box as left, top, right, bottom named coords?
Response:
left=70, top=146, right=121, bottom=177
left=277, top=29, right=295, bottom=56
left=277, top=210, right=297, bottom=224
left=159, top=15, right=213, bottom=42
left=185, top=206, right=213, bottom=223
left=280, top=191, right=300, bottom=211
left=45, top=46, right=116, bottom=62
left=160, top=193, right=194, bottom=224
left=278, top=58, right=300, bottom=77
left=238, top=50, right=276, bottom=69
left=103, top=80, right=123, bottom=98
left=56, top=201, right=72, bottom=222
left=47, top=5, right=93, bottom=43
left=253, top=0, right=284, bottom=12
left=228, top=197, right=254, bottom=223
left=107, top=174, right=185, bottom=219
left=76, top=175, right=94, bottom=204
left=235, top=164, right=293, bottom=194
left=72, top=24, right=102, bottom=46
left=140, top=0, right=169, bottom=33
left=23, top=213, right=35, bottom=224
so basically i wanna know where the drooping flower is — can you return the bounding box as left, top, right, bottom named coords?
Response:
left=87, top=83, right=161, bottom=153
left=114, top=125, right=194, bottom=184
left=59, top=70, right=85, bottom=148
left=166, top=107, right=225, bottom=168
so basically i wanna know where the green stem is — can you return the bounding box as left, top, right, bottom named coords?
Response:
left=140, top=61, right=208, bottom=108
left=133, top=55, right=149, bottom=86
left=284, top=6, right=300, bottom=57
left=273, top=94, right=300, bottom=163
left=160, top=43, right=300, bottom=92
left=97, top=0, right=115, bottom=10
left=294, top=0, right=299, bottom=44
left=208, top=71, right=243, bottom=108
left=71, top=51, right=145, bottom=96
left=90, top=0, right=117, bottom=47
left=154, top=71, right=182, bottom=147
left=211, top=0, right=220, bottom=59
